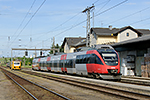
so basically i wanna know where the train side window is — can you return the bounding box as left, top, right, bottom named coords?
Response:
left=73, top=59, right=75, bottom=68
left=79, top=55, right=83, bottom=63
left=50, top=61, right=52, bottom=67
left=52, top=61, right=54, bottom=67
left=43, top=62, right=44, bottom=67
left=69, top=60, right=73, bottom=68
left=95, top=55, right=103, bottom=65
left=43, top=62, right=45, bottom=67
left=89, top=54, right=96, bottom=63
left=46, top=62, right=48, bottom=67
left=62, top=60, right=64, bottom=67
left=65, top=60, right=67, bottom=67
left=67, top=60, right=69, bottom=67
left=54, top=61, right=57, bottom=67
left=40, top=62, right=42, bottom=67
left=83, top=55, right=87, bottom=63
left=43, top=62, right=46, bottom=67
left=59, top=60, right=62, bottom=67
left=76, top=56, right=79, bottom=64
left=48, top=61, right=50, bottom=67
left=87, top=54, right=91, bottom=64
left=39, top=63, right=41, bottom=66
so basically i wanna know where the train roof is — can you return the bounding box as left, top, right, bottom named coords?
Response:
left=33, top=45, right=115, bottom=61
left=75, top=45, right=114, bottom=52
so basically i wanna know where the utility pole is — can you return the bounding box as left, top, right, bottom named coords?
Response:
left=53, top=37, right=55, bottom=54
left=82, top=5, right=95, bottom=47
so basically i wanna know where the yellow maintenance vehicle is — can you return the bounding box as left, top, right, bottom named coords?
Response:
left=10, top=61, right=21, bottom=70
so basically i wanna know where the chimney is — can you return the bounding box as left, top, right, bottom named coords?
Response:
left=109, top=25, right=112, bottom=30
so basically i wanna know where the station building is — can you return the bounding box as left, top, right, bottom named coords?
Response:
left=61, top=26, right=150, bottom=77
left=112, top=35, right=150, bottom=77
left=61, top=37, right=86, bottom=53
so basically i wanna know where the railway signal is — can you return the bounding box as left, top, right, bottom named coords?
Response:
left=25, top=51, right=28, bottom=56
left=40, top=51, right=42, bottom=56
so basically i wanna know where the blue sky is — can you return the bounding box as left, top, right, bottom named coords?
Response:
left=0, top=0, right=150, bottom=57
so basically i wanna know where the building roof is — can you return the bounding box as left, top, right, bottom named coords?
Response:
left=137, top=29, right=150, bottom=36
left=91, top=26, right=150, bottom=36
left=111, top=34, right=150, bottom=51
left=74, top=39, right=86, bottom=47
left=91, top=27, right=119, bottom=36
left=113, top=26, right=143, bottom=36
left=61, top=37, right=86, bottom=48
left=112, top=34, right=150, bottom=47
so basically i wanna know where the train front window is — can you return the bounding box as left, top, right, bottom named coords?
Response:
left=101, top=53, right=118, bottom=66
left=14, top=63, right=20, bottom=66
left=98, top=49, right=118, bottom=66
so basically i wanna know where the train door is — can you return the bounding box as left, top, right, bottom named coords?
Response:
left=136, top=57, right=144, bottom=76
left=63, top=60, right=65, bottom=72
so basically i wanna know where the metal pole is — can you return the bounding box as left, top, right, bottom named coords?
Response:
left=24, top=56, right=25, bottom=67
left=11, top=49, right=12, bottom=69
left=86, top=9, right=89, bottom=47
left=35, top=47, right=36, bottom=57
left=82, top=5, right=95, bottom=47
left=53, top=37, right=55, bottom=54
left=93, top=11, right=94, bottom=27
left=87, top=9, right=90, bottom=47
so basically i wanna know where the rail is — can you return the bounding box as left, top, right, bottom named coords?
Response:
left=0, top=67, right=70, bottom=100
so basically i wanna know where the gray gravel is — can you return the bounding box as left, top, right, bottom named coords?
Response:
left=0, top=69, right=33, bottom=100
left=11, top=70, right=120, bottom=100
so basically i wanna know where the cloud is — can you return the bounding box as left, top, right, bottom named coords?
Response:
left=0, top=0, right=13, bottom=1
left=144, top=2, right=150, bottom=5
left=1, top=5, right=11, bottom=10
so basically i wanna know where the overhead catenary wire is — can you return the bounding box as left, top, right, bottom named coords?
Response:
left=94, top=0, right=128, bottom=18
left=130, top=17, right=150, bottom=25
left=56, top=0, right=128, bottom=37
left=4, top=0, right=36, bottom=56
left=25, top=0, right=101, bottom=42
left=26, top=0, right=102, bottom=47
left=35, top=0, right=128, bottom=47
left=4, top=0, right=37, bottom=55
left=33, top=0, right=111, bottom=42
left=104, top=6, right=150, bottom=26
left=95, top=0, right=111, bottom=14
left=10, top=0, right=36, bottom=39
left=8, top=0, right=46, bottom=48
left=24, top=12, right=82, bottom=47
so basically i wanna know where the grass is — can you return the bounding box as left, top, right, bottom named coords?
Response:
left=21, top=65, right=32, bottom=68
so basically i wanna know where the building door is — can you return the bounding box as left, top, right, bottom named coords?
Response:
left=135, top=57, right=144, bottom=76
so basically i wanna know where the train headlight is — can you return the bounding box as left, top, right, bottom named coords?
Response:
left=108, top=69, right=118, bottom=74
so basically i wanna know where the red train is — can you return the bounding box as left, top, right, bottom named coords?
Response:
left=32, top=45, right=121, bottom=80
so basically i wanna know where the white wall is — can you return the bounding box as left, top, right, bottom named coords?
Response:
left=97, top=36, right=116, bottom=44
left=118, top=29, right=138, bottom=42
left=64, top=42, right=70, bottom=53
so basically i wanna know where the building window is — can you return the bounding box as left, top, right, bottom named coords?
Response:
left=126, top=33, right=129, bottom=37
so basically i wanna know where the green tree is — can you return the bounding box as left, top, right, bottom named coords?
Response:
left=4, top=58, right=8, bottom=63
left=49, top=44, right=63, bottom=54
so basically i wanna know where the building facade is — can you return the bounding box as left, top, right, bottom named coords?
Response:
left=62, top=26, right=150, bottom=53
left=61, top=37, right=86, bottom=53
left=89, top=26, right=148, bottom=47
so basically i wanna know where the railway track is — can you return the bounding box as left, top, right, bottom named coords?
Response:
left=5, top=66, right=150, bottom=86
left=120, top=77, right=150, bottom=86
left=20, top=70, right=150, bottom=100
left=0, top=67, right=70, bottom=100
